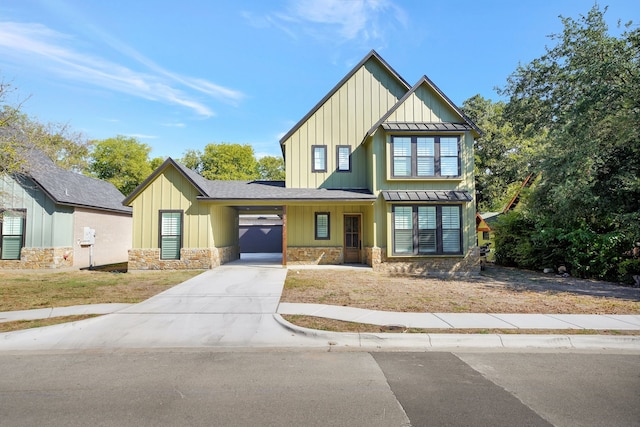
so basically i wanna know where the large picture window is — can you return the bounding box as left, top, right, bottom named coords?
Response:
left=1, top=210, right=26, bottom=260
left=391, top=136, right=460, bottom=177
left=159, top=210, right=183, bottom=260
left=392, top=205, right=462, bottom=255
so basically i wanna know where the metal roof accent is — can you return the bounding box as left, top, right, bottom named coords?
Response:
left=382, top=190, right=473, bottom=203
left=381, top=122, right=474, bottom=132
left=365, top=75, right=482, bottom=139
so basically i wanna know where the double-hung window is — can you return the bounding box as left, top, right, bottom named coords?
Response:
left=392, top=205, right=462, bottom=255
left=312, top=145, right=327, bottom=172
left=1, top=210, right=26, bottom=260
left=391, top=136, right=460, bottom=177
left=159, top=210, right=183, bottom=260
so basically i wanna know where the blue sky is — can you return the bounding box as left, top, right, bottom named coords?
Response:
left=1, top=0, right=638, bottom=160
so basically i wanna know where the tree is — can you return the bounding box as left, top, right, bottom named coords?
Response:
left=497, top=5, right=640, bottom=281
left=182, top=143, right=259, bottom=181
left=257, top=155, right=285, bottom=181
left=89, top=136, right=152, bottom=196
left=461, top=95, right=545, bottom=211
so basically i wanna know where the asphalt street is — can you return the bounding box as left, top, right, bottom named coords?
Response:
left=0, top=350, right=638, bottom=426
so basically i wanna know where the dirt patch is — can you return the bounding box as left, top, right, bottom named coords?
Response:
left=282, top=265, right=640, bottom=315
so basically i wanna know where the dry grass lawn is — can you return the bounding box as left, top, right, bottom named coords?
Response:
left=281, top=265, right=640, bottom=333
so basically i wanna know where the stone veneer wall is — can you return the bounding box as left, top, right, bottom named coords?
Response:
left=0, top=247, right=74, bottom=269
left=286, top=247, right=343, bottom=265
left=371, top=247, right=481, bottom=276
left=128, top=246, right=239, bottom=270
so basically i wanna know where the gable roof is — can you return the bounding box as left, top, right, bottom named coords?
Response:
left=124, top=158, right=376, bottom=205
left=278, top=50, right=412, bottom=149
left=22, top=150, right=131, bottom=214
left=365, top=75, right=482, bottom=139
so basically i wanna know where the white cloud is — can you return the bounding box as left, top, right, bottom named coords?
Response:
left=246, top=0, right=407, bottom=44
left=126, top=133, right=158, bottom=140
left=0, top=21, right=244, bottom=117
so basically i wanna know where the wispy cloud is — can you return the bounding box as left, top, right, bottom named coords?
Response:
left=126, top=133, right=158, bottom=140
left=0, top=21, right=244, bottom=117
left=244, top=0, right=407, bottom=44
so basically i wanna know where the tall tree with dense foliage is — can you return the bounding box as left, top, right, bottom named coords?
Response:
left=181, top=143, right=259, bottom=181
left=257, top=155, right=285, bottom=181
left=89, top=136, right=153, bottom=196
left=496, top=5, right=640, bottom=281
left=462, top=95, right=545, bottom=211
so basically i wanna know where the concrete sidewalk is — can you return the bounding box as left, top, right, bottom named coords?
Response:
left=277, top=303, right=640, bottom=331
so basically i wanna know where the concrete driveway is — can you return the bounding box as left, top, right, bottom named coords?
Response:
left=0, top=254, right=320, bottom=351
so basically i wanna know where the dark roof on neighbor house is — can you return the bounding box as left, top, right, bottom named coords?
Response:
left=278, top=50, right=412, bottom=149
left=365, top=75, right=482, bottom=139
left=123, top=158, right=377, bottom=205
left=382, top=190, right=473, bottom=203
left=22, top=150, right=131, bottom=214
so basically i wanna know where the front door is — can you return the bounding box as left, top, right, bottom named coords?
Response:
left=344, top=214, right=361, bottom=263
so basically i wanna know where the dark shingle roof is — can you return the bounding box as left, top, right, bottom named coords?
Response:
left=382, top=190, right=473, bottom=203
left=123, top=158, right=377, bottom=205
left=23, top=150, right=131, bottom=214
left=201, top=180, right=376, bottom=201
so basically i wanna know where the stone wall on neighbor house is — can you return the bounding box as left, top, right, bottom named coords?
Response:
left=286, top=247, right=344, bottom=265
left=128, top=246, right=240, bottom=270
left=370, top=246, right=481, bottom=276
left=0, top=247, right=74, bottom=269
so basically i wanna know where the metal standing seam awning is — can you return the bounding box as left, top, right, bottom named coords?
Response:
left=381, top=190, right=474, bottom=203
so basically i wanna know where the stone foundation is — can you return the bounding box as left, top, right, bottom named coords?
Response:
left=286, top=247, right=344, bottom=265
left=373, top=247, right=481, bottom=276
left=0, top=247, right=73, bottom=269
left=128, top=246, right=240, bottom=270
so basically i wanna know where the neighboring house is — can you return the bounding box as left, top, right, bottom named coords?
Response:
left=476, top=173, right=536, bottom=261
left=0, top=150, right=132, bottom=269
left=124, top=50, right=481, bottom=274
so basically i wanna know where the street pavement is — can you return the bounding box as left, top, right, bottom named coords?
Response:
left=1, top=254, right=639, bottom=351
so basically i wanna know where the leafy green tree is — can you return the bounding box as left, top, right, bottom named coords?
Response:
left=462, top=95, right=545, bottom=211
left=498, top=5, right=640, bottom=281
left=257, top=155, right=285, bottom=181
left=89, top=135, right=152, bottom=196
left=185, top=143, right=259, bottom=181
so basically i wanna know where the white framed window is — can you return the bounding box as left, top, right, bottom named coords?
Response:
left=315, top=212, right=330, bottom=240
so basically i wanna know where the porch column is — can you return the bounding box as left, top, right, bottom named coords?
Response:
left=281, top=205, right=287, bottom=266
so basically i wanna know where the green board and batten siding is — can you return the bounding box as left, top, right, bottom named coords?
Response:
left=284, top=58, right=407, bottom=190
left=129, top=165, right=213, bottom=250
left=0, top=175, right=73, bottom=248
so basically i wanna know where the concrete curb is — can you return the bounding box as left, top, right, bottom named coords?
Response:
left=273, top=314, right=640, bottom=350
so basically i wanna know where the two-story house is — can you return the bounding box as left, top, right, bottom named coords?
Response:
left=124, top=50, right=481, bottom=274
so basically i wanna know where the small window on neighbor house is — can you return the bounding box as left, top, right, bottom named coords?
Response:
left=482, top=231, right=490, bottom=240
left=1, top=210, right=26, bottom=260
left=312, top=145, right=327, bottom=172
left=315, top=212, right=330, bottom=240
left=159, top=210, right=183, bottom=260
left=336, top=145, right=351, bottom=172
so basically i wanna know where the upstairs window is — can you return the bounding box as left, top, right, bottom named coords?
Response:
left=1, top=210, right=26, bottom=260
left=391, top=136, right=460, bottom=178
left=336, top=145, right=352, bottom=172
left=159, top=210, right=183, bottom=260
left=312, top=145, right=327, bottom=172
